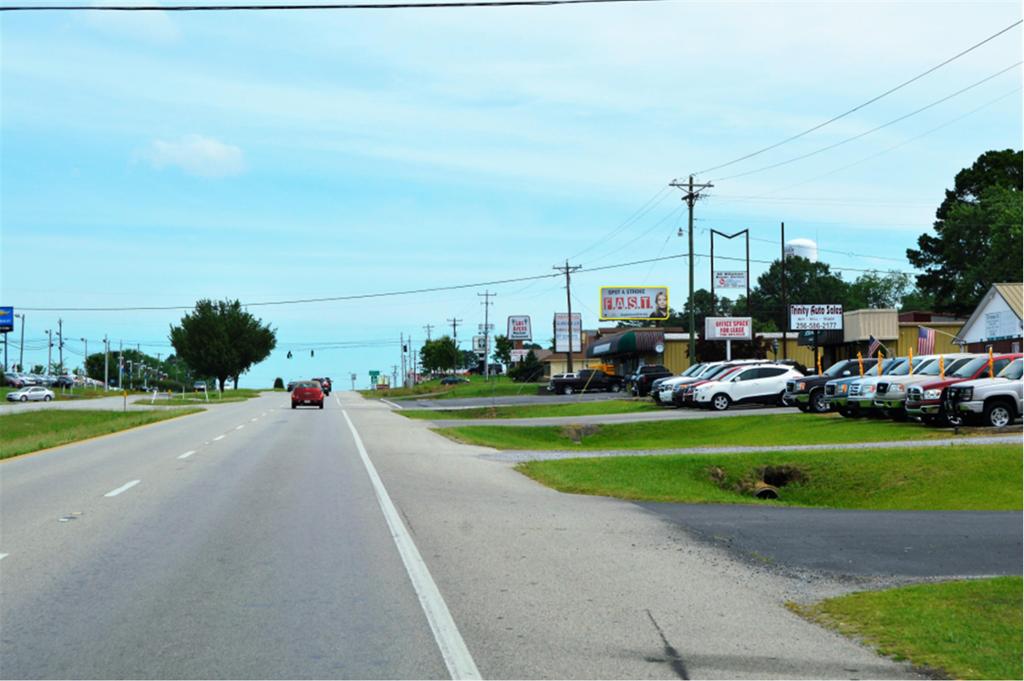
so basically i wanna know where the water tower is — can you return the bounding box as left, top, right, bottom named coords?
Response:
left=784, top=238, right=818, bottom=262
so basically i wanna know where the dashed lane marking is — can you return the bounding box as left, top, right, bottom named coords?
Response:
left=178, top=450, right=196, bottom=460
left=381, top=399, right=403, bottom=410
left=235, top=425, right=244, bottom=430
left=0, top=553, right=8, bottom=561
left=104, top=480, right=141, bottom=498
left=213, top=435, right=225, bottom=441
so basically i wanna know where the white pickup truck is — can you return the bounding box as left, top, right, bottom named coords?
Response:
left=945, top=358, right=1023, bottom=427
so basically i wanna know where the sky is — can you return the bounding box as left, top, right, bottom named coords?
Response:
left=1, top=0, right=1021, bottom=388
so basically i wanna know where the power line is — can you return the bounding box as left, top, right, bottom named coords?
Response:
left=692, top=19, right=1023, bottom=176
left=714, top=61, right=1023, bottom=182
left=0, top=0, right=670, bottom=10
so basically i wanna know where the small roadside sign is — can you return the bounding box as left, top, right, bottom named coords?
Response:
left=0, top=307, right=13, bottom=333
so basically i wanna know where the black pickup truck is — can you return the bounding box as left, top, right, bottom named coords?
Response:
left=784, top=358, right=876, bottom=413
left=547, top=369, right=626, bottom=395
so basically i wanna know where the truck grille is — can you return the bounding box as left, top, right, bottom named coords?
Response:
left=825, top=384, right=836, bottom=396
left=849, top=384, right=862, bottom=397
left=877, top=382, right=890, bottom=394
left=907, top=386, right=922, bottom=401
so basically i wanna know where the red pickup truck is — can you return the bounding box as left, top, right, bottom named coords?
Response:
left=905, top=353, right=1020, bottom=425
left=291, top=380, right=325, bottom=409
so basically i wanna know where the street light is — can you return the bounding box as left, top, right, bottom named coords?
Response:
left=13, top=313, right=25, bottom=371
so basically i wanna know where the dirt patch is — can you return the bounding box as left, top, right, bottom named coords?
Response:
left=708, top=464, right=808, bottom=500
left=561, top=423, right=601, bottom=443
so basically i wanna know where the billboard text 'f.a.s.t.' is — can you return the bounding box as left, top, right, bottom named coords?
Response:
left=599, top=287, right=669, bottom=321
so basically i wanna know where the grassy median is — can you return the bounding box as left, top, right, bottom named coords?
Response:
left=402, top=400, right=658, bottom=420
left=515, top=444, right=1022, bottom=510
left=0, top=409, right=203, bottom=460
left=792, top=577, right=1022, bottom=680
left=437, top=412, right=1002, bottom=450
left=362, top=376, right=545, bottom=400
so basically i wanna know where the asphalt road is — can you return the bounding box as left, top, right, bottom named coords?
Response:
left=1, top=392, right=930, bottom=679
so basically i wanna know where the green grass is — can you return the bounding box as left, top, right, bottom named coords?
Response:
left=361, top=375, right=546, bottom=400
left=514, top=444, right=1022, bottom=510
left=437, top=412, right=1002, bottom=451
left=792, top=577, right=1022, bottom=679
left=0, top=408, right=204, bottom=460
left=401, top=400, right=659, bottom=420
left=133, top=388, right=265, bottom=405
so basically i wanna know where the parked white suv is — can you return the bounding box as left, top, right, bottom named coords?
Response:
left=693, top=364, right=805, bottom=411
left=946, top=358, right=1023, bottom=428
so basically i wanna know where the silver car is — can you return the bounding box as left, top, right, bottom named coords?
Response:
left=6, top=386, right=56, bottom=402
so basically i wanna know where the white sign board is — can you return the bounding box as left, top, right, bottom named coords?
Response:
left=507, top=315, right=532, bottom=341
left=984, top=310, right=1020, bottom=341
left=790, top=305, right=844, bottom=331
left=704, top=317, right=753, bottom=340
left=600, top=286, right=669, bottom=320
left=714, top=271, right=747, bottom=289
left=473, top=335, right=487, bottom=353
left=554, top=312, right=582, bottom=352
left=510, top=349, right=530, bottom=362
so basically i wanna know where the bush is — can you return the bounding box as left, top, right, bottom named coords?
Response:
left=273, top=377, right=285, bottom=389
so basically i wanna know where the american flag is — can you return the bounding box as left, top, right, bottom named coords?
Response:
left=867, top=335, right=881, bottom=356
left=918, top=326, right=936, bottom=355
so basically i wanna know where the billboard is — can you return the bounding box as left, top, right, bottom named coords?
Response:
left=510, top=349, right=531, bottom=363
left=554, top=312, right=582, bottom=353
left=473, top=335, right=487, bottom=354
left=714, top=271, right=746, bottom=289
left=704, top=317, right=753, bottom=340
left=0, top=307, right=12, bottom=333
left=507, top=315, right=532, bottom=341
left=599, top=287, right=669, bottom=321
left=790, top=305, right=844, bottom=331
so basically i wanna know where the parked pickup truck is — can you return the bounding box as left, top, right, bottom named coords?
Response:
left=785, top=358, right=877, bottom=414
left=906, top=353, right=1019, bottom=425
left=945, top=358, right=1023, bottom=428
left=547, top=369, right=625, bottom=395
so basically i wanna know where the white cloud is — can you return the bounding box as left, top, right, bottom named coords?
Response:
left=83, top=0, right=180, bottom=44
left=142, top=134, right=246, bottom=178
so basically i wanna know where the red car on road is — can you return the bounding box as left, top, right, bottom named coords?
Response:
left=291, top=380, right=324, bottom=409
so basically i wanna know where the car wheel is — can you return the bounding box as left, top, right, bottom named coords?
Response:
left=44, top=395, right=52, bottom=402
left=810, top=389, right=829, bottom=414
left=984, top=400, right=1013, bottom=428
left=610, top=383, right=621, bottom=393
left=20, top=395, right=27, bottom=402
left=562, top=385, right=573, bottom=396
left=711, top=393, right=731, bottom=411
left=291, top=403, right=297, bottom=409
left=319, top=401, right=324, bottom=409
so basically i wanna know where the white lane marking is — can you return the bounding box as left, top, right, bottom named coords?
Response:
left=341, top=410, right=480, bottom=680
left=178, top=450, right=196, bottom=460
left=250, top=417, right=258, bottom=422
left=104, top=480, right=141, bottom=497
left=336, top=397, right=341, bottom=406
left=213, top=435, right=225, bottom=441
left=0, top=553, right=8, bottom=561
left=235, top=425, right=245, bottom=430
left=381, top=399, right=403, bottom=410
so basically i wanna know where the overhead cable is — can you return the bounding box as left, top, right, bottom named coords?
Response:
left=692, top=19, right=1023, bottom=176
left=0, top=0, right=670, bottom=11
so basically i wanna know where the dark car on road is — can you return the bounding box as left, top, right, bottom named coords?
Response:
left=440, top=376, right=470, bottom=385
left=628, top=364, right=672, bottom=397
left=547, top=369, right=625, bottom=395
left=291, top=380, right=324, bottom=409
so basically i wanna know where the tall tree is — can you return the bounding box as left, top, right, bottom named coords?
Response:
left=907, top=149, right=1023, bottom=315
left=491, top=334, right=513, bottom=366
left=419, top=336, right=459, bottom=373
left=747, top=257, right=849, bottom=331
left=846, top=271, right=911, bottom=310
left=169, top=299, right=277, bottom=391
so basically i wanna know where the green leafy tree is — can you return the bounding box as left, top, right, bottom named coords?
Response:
left=899, top=288, right=936, bottom=312
left=492, top=334, right=513, bottom=366
left=30, top=364, right=44, bottom=374
left=508, top=349, right=544, bottom=382
left=748, top=257, right=849, bottom=331
left=419, top=336, right=459, bottom=373
left=273, top=377, right=285, bottom=389
left=169, top=299, right=277, bottom=391
left=907, top=149, right=1023, bottom=315
left=846, top=271, right=911, bottom=309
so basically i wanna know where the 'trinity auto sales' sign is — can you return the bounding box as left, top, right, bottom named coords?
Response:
left=507, top=315, right=532, bottom=341
left=789, top=304, right=844, bottom=331
left=599, top=287, right=669, bottom=321
left=704, top=317, right=752, bottom=340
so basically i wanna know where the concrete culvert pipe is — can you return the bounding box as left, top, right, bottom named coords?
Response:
left=753, top=481, right=779, bottom=499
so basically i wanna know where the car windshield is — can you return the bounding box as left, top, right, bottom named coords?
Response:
left=916, top=357, right=970, bottom=376
left=296, top=381, right=316, bottom=388
left=824, top=360, right=853, bottom=378
left=886, top=358, right=932, bottom=376
left=703, top=365, right=736, bottom=380
left=681, top=364, right=703, bottom=376
left=997, top=359, right=1023, bottom=380
left=949, top=356, right=989, bottom=378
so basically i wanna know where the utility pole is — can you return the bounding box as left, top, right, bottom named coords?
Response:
left=16, top=313, right=25, bottom=371
left=400, top=333, right=407, bottom=388
left=350, top=372, right=356, bottom=391
left=104, top=335, right=109, bottom=390
left=670, top=176, right=714, bottom=364
left=478, top=290, right=496, bottom=380
left=552, top=261, right=581, bottom=372
left=118, top=340, right=123, bottom=389
left=46, top=329, right=53, bottom=375
left=446, top=318, right=462, bottom=374
left=391, top=365, right=398, bottom=389
left=80, top=337, right=88, bottom=379
left=781, top=221, right=788, bottom=360
left=423, top=324, right=434, bottom=341
left=57, top=318, right=63, bottom=374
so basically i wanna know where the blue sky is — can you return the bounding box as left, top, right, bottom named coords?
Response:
left=1, top=0, right=1021, bottom=387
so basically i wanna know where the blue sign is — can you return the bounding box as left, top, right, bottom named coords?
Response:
left=0, top=307, right=12, bottom=334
